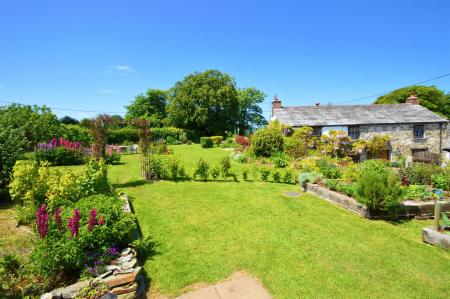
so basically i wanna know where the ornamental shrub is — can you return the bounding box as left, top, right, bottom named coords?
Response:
left=210, top=165, right=221, bottom=180
left=193, top=159, right=210, bottom=181
left=220, top=157, right=232, bottom=178
left=235, top=135, right=250, bottom=146
left=272, top=170, right=282, bottom=183
left=398, top=163, right=440, bottom=186
left=260, top=168, right=271, bottom=181
left=9, top=159, right=112, bottom=210
left=0, top=127, right=27, bottom=187
left=316, top=159, right=342, bottom=179
left=147, top=155, right=167, bottom=181
left=354, top=160, right=403, bottom=212
left=200, top=137, right=214, bottom=148
left=30, top=195, right=136, bottom=280
left=282, top=169, right=295, bottom=184
left=210, top=136, right=224, bottom=146
left=270, top=152, right=290, bottom=168
left=284, top=137, right=307, bottom=159
left=251, top=128, right=284, bottom=157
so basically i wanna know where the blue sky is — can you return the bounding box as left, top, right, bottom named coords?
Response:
left=1, top=0, right=449, bottom=120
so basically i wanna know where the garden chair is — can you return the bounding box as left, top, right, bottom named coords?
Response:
left=130, top=144, right=138, bottom=154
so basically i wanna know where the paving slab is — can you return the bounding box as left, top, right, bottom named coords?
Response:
left=175, top=274, right=271, bottom=299
left=176, top=286, right=219, bottom=299
left=215, top=276, right=272, bottom=299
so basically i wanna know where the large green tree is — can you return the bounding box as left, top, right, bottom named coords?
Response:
left=236, top=87, right=268, bottom=134
left=374, top=85, right=450, bottom=119
left=125, top=89, right=168, bottom=127
left=0, top=104, right=60, bottom=147
left=166, top=70, right=239, bottom=136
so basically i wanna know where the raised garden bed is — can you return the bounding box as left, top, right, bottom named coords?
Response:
left=41, top=194, right=145, bottom=299
left=422, top=227, right=450, bottom=249
left=305, top=183, right=450, bottom=219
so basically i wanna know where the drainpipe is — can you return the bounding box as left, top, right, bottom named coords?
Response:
left=439, top=123, right=443, bottom=154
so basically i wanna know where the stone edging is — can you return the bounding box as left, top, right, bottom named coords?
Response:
left=42, top=193, right=145, bottom=299
left=422, top=227, right=450, bottom=249
left=305, top=183, right=450, bottom=219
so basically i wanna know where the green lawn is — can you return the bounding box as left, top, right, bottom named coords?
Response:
left=58, top=145, right=450, bottom=298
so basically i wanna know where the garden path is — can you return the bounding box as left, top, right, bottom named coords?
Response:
left=175, top=273, right=272, bottom=299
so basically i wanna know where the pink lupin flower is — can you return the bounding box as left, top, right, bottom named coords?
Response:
left=67, top=209, right=80, bottom=237
left=36, top=204, right=49, bottom=238
left=54, top=207, right=62, bottom=230
left=88, top=209, right=97, bottom=231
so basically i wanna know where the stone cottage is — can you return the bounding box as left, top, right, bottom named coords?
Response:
left=271, top=93, right=449, bottom=161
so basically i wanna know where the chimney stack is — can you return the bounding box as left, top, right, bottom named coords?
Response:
left=405, top=92, right=420, bottom=105
left=271, top=95, right=282, bottom=116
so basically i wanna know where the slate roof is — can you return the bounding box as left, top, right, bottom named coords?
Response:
left=273, top=104, right=448, bottom=127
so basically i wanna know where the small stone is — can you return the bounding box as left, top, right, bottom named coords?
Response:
left=103, top=272, right=137, bottom=288
left=114, top=268, right=135, bottom=275
left=120, top=258, right=137, bottom=270
left=111, top=282, right=138, bottom=295
left=116, top=292, right=136, bottom=299
left=121, top=248, right=131, bottom=255
left=49, top=287, right=64, bottom=298
left=106, top=265, right=121, bottom=272
left=93, top=270, right=113, bottom=285
left=61, top=279, right=91, bottom=298
left=40, top=293, right=53, bottom=299
left=99, top=292, right=118, bottom=299
left=112, top=254, right=132, bottom=265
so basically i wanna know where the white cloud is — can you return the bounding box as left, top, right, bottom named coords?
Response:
left=99, top=88, right=116, bottom=94
left=106, top=65, right=134, bottom=74
left=115, top=65, right=134, bottom=72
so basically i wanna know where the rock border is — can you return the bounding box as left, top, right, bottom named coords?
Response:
left=305, top=183, right=450, bottom=219
left=42, top=193, right=145, bottom=299
left=422, top=227, right=450, bottom=249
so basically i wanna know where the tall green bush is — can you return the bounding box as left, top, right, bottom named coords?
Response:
left=354, top=160, right=403, bottom=212
left=0, top=128, right=27, bottom=187
left=200, top=137, right=214, bottom=148
left=251, top=127, right=284, bottom=157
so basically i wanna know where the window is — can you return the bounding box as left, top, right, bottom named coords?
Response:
left=413, top=125, right=424, bottom=139
left=312, top=127, right=322, bottom=137
left=348, top=126, right=360, bottom=140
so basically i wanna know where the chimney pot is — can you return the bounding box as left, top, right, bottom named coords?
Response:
left=405, top=92, right=420, bottom=105
left=315, top=102, right=320, bottom=107
left=271, top=95, right=282, bottom=116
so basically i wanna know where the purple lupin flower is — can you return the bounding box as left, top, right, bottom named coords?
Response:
left=67, top=209, right=80, bottom=237
left=36, top=204, right=49, bottom=238
left=54, top=207, right=62, bottom=230
left=108, top=245, right=119, bottom=256
left=88, top=208, right=97, bottom=231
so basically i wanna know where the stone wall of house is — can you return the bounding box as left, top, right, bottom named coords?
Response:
left=359, top=123, right=447, bottom=159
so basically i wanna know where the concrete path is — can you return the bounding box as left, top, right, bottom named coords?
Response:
left=175, top=273, right=272, bottom=299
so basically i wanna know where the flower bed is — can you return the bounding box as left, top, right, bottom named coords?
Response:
left=305, top=183, right=450, bottom=219
left=42, top=194, right=145, bottom=299
left=35, top=137, right=86, bottom=166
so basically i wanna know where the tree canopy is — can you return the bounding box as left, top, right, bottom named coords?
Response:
left=0, top=104, right=60, bottom=147
left=59, top=115, right=79, bottom=125
left=166, top=70, right=240, bottom=136
left=374, top=85, right=450, bottom=119
left=236, top=87, right=268, bottom=135
left=125, top=89, right=168, bottom=127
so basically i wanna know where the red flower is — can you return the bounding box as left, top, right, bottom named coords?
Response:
left=98, top=216, right=104, bottom=225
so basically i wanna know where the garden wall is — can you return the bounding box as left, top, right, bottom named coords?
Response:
left=305, top=183, right=450, bottom=219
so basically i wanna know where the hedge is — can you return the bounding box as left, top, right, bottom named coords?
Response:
left=106, top=127, right=187, bottom=145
